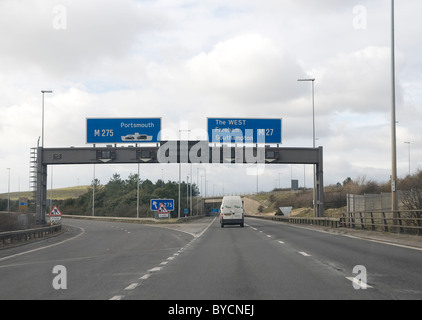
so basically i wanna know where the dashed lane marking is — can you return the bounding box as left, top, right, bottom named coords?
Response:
left=299, top=251, right=311, bottom=257
left=124, top=283, right=139, bottom=290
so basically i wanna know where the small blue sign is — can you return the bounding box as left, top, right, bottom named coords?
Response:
left=87, top=118, right=161, bottom=144
left=208, top=118, right=282, bottom=144
left=150, top=199, right=175, bottom=212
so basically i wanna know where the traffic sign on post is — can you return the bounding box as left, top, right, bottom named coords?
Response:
left=207, top=118, right=282, bottom=144
left=48, top=205, right=62, bottom=224
left=49, top=205, right=62, bottom=216
left=86, top=118, right=161, bottom=144
left=150, top=199, right=174, bottom=212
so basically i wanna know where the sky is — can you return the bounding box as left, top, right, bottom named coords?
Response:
left=1, top=0, right=421, bottom=197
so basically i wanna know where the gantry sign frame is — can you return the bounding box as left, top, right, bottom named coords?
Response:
left=35, top=142, right=324, bottom=223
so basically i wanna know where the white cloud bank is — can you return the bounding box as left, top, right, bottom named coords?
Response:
left=0, top=0, right=421, bottom=196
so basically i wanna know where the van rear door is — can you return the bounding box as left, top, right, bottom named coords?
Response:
left=220, top=196, right=244, bottom=227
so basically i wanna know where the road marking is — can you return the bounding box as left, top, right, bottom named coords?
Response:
left=248, top=216, right=422, bottom=252
left=124, top=283, right=139, bottom=290
left=110, top=218, right=216, bottom=301
left=148, top=267, right=162, bottom=272
left=278, top=241, right=285, bottom=244
left=139, top=274, right=151, bottom=280
left=267, top=235, right=272, bottom=238
left=345, top=277, right=373, bottom=289
left=0, top=225, right=85, bottom=263
left=299, top=251, right=311, bottom=257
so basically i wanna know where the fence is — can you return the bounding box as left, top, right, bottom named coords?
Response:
left=340, top=210, right=422, bottom=235
left=247, top=210, right=422, bottom=236
left=0, top=225, right=62, bottom=246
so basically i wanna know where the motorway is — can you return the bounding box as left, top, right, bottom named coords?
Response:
left=0, top=217, right=421, bottom=300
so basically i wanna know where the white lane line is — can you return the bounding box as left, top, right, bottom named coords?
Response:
left=148, top=267, right=162, bottom=272
left=267, top=235, right=272, bottom=238
left=111, top=218, right=216, bottom=300
left=139, top=274, right=151, bottom=280
left=124, top=283, right=139, bottom=290
left=196, top=217, right=216, bottom=238
left=299, top=251, right=311, bottom=257
left=278, top=240, right=285, bottom=244
left=345, top=277, right=373, bottom=289
left=0, top=225, right=85, bottom=263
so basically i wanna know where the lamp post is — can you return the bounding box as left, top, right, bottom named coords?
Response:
left=298, top=78, right=316, bottom=216
left=391, top=0, right=398, bottom=212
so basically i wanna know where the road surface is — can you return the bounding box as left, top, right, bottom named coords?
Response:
left=0, top=217, right=421, bottom=300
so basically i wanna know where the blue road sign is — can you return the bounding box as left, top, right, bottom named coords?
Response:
left=86, top=118, right=161, bottom=144
left=207, top=118, right=282, bottom=144
left=150, top=199, right=175, bottom=212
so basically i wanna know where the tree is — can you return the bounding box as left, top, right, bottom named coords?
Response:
left=343, top=177, right=352, bottom=186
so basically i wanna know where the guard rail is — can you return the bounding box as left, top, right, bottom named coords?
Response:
left=247, top=215, right=341, bottom=228
left=0, top=225, right=62, bottom=246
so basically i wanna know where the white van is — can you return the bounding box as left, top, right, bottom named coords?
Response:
left=220, top=196, right=244, bottom=228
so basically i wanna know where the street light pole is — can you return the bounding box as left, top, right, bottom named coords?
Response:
left=391, top=0, right=398, bottom=212
left=298, top=78, right=316, bottom=216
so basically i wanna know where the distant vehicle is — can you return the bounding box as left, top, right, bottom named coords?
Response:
left=121, top=133, right=153, bottom=142
left=220, top=196, right=244, bottom=228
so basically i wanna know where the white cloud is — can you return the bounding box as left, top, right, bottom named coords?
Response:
left=0, top=0, right=164, bottom=77
left=1, top=0, right=422, bottom=195
left=314, top=46, right=407, bottom=115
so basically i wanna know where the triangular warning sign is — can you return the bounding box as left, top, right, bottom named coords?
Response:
left=49, top=205, right=62, bottom=216
left=157, top=203, right=169, bottom=213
